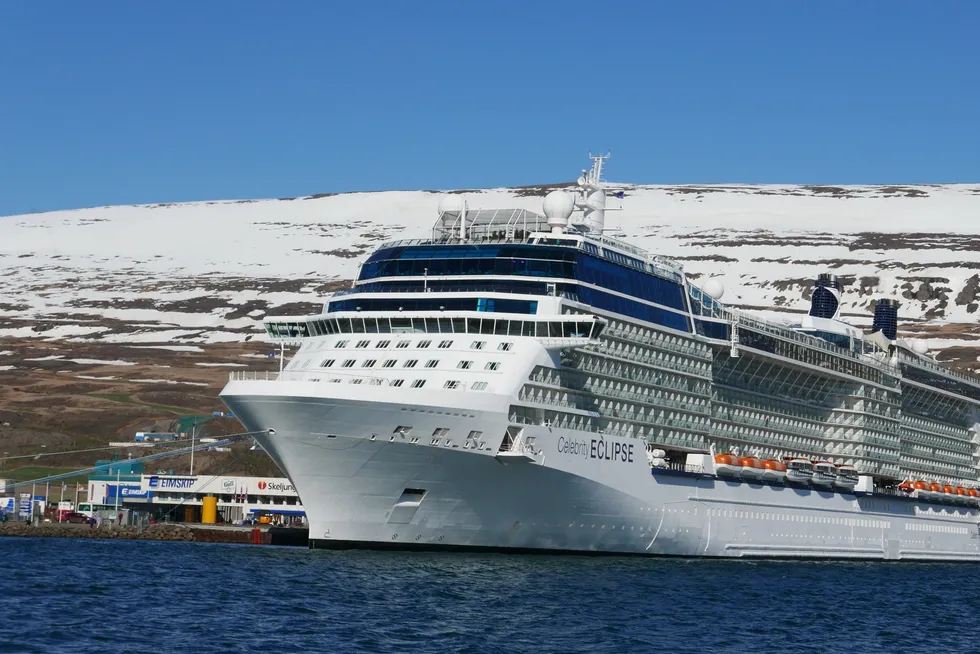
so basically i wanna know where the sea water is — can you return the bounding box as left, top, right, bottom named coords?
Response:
left=1, top=538, right=978, bottom=653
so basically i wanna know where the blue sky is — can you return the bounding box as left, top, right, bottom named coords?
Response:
left=1, top=1, right=977, bottom=216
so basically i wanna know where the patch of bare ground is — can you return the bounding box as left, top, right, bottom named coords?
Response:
left=849, top=233, right=980, bottom=252
left=934, top=346, right=980, bottom=376
left=0, top=337, right=282, bottom=476
left=671, top=255, right=739, bottom=263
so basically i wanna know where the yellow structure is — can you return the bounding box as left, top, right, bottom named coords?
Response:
left=202, top=495, right=218, bottom=524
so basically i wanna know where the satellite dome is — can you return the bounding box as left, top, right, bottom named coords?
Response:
left=703, top=278, right=725, bottom=300
left=543, top=190, right=575, bottom=232
left=910, top=340, right=929, bottom=355
left=438, top=195, right=467, bottom=216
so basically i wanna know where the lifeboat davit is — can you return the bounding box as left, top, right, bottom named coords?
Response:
left=785, top=458, right=814, bottom=484
left=834, top=465, right=859, bottom=490
left=811, top=461, right=837, bottom=488
left=714, top=453, right=741, bottom=477
left=739, top=456, right=764, bottom=480
left=954, top=487, right=971, bottom=504
left=968, top=488, right=980, bottom=506
left=918, top=482, right=942, bottom=500
left=912, top=480, right=933, bottom=499
left=761, top=459, right=787, bottom=482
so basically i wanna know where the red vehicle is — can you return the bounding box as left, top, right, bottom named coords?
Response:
left=62, top=512, right=94, bottom=524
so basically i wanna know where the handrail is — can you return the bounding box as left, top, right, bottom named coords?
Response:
left=725, top=308, right=895, bottom=374
left=898, top=350, right=980, bottom=391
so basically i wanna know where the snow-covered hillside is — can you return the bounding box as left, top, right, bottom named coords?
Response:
left=2, top=182, right=980, bottom=353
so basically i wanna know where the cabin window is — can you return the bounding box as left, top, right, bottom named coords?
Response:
left=458, top=361, right=473, bottom=369
left=362, top=359, right=377, bottom=368
left=444, top=381, right=461, bottom=389
left=376, top=340, right=391, bottom=348
left=411, top=379, right=426, bottom=388
left=471, top=381, right=488, bottom=391
left=438, top=340, right=453, bottom=348
left=342, top=359, right=356, bottom=368
left=417, top=340, right=432, bottom=348
left=335, top=340, right=349, bottom=348
left=396, top=341, right=410, bottom=349
left=471, top=341, right=486, bottom=350
left=485, top=362, right=501, bottom=371
left=403, top=359, right=418, bottom=368
left=321, top=359, right=335, bottom=368
left=356, top=340, right=370, bottom=348
left=390, top=379, right=404, bottom=387
left=425, top=359, right=439, bottom=369
left=498, top=342, right=513, bottom=351
left=382, top=359, right=396, bottom=368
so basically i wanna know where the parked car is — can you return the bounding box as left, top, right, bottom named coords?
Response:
left=63, top=512, right=93, bottom=524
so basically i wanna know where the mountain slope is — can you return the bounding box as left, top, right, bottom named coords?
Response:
left=2, top=183, right=979, bottom=360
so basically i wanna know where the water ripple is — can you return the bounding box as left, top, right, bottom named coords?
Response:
left=0, top=538, right=978, bottom=653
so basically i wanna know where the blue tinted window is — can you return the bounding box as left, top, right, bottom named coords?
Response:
left=575, top=254, right=687, bottom=311
left=577, top=287, right=690, bottom=332
left=694, top=318, right=729, bottom=340
left=327, top=298, right=538, bottom=314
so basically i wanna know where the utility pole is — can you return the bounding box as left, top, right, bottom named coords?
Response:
left=190, top=420, right=196, bottom=476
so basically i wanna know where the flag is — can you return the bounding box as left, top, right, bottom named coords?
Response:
left=615, top=191, right=625, bottom=199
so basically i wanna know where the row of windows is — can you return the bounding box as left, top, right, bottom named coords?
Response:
left=358, top=246, right=688, bottom=313
left=267, top=317, right=601, bottom=340
left=331, top=338, right=513, bottom=351
left=363, top=244, right=576, bottom=264
left=319, top=358, right=502, bottom=371
left=327, top=297, right=539, bottom=315
left=576, top=286, right=690, bottom=333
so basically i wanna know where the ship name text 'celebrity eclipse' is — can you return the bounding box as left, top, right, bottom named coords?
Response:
left=221, top=156, right=980, bottom=560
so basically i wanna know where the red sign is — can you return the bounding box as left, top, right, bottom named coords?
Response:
left=257, top=480, right=267, bottom=490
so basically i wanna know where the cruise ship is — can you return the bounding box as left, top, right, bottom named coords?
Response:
left=220, top=156, right=980, bottom=560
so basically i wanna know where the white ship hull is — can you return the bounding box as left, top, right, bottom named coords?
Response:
left=221, top=380, right=980, bottom=561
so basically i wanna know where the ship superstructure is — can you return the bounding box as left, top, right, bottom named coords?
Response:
left=221, top=156, right=980, bottom=560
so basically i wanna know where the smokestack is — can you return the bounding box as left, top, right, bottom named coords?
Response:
left=809, top=273, right=841, bottom=320
left=872, top=299, right=899, bottom=341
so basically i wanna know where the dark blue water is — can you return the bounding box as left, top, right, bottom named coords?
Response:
left=2, top=538, right=979, bottom=653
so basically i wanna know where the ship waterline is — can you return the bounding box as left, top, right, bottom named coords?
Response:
left=222, top=386, right=980, bottom=559
left=220, top=155, right=980, bottom=560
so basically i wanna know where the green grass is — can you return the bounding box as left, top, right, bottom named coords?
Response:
left=88, top=392, right=192, bottom=415
left=2, top=466, right=89, bottom=489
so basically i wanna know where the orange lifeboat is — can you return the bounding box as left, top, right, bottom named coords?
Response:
left=761, top=459, right=787, bottom=482
left=714, top=453, right=741, bottom=477
left=942, top=485, right=955, bottom=497
left=968, top=488, right=980, bottom=498
left=739, top=456, right=763, bottom=480
left=898, top=481, right=915, bottom=493
left=953, top=487, right=970, bottom=504
left=916, top=481, right=938, bottom=500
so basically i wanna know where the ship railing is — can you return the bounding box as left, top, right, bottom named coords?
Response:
left=331, top=284, right=573, bottom=298
left=898, top=350, right=980, bottom=391
left=227, top=370, right=391, bottom=385
left=724, top=309, right=895, bottom=373
left=228, top=370, right=281, bottom=382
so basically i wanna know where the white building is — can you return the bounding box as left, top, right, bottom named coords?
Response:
left=87, top=474, right=305, bottom=524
